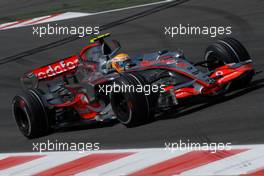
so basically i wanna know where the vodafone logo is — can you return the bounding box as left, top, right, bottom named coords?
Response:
left=32, top=56, right=79, bottom=80
left=216, top=71, right=223, bottom=76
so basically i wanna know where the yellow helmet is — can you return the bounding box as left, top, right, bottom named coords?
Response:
left=111, top=53, right=130, bottom=72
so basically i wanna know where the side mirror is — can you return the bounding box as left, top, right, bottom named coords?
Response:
left=158, top=49, right=169, bottom=55
left=176, top=50, right=185, bottom=59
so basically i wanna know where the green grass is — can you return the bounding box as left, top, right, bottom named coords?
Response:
left=0, top=0, right=161, bottom=23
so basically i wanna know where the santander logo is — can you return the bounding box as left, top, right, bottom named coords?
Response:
left=31, top=56, right=79, bottom=80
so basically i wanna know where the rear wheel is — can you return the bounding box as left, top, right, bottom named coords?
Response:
left=12, top=89, right=51, bottom=138
left=110, top=72, right=157, bottom=127
left=205, top=37, right=254, bottom=87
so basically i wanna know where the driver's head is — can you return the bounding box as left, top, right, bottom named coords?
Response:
left=111, top=53, right=131, bottom=72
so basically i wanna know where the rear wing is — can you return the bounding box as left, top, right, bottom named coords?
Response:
left=21, top=55, right=79, bottom=88
left=31, top=55, right=79, bottom=80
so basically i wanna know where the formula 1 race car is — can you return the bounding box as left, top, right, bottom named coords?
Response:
left=12, top=33, right=255, bottom=138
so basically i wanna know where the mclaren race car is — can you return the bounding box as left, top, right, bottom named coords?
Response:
left=12, top=33, right=255, bottom=138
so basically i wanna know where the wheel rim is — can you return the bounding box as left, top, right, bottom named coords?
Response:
left=112, top=92, right=131, bottom=123
left=205, top=51, right=225, bottom=71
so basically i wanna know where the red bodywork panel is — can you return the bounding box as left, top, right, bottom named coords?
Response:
left=31, top=55, right=79, bottom=80
left=164, top=63, right=254, bottom=99
left=29, top=43, right=100, bottom=81
left=212, top=64, right=253, bottom=85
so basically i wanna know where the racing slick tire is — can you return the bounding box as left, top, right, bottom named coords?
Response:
left=12, top=89, right=50, bottom=138
left=205, top=37, right=254, bottom=88
left=110, top=72, right=157, bottom=127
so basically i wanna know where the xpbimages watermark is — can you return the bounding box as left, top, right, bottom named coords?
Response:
left=98, top=82, right=166, bottom=95
left=32, top=24, right=100, bottom=37
left=165, top=140, right=232, bottom=153
left=164, top=24, right=232, bottom=38
left=32, top=140, right=100, bottom=153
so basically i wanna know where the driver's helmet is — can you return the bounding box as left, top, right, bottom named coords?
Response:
left=111, top=53, right=131, bottom=72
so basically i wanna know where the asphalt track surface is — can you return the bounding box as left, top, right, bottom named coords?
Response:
left=0, top=0, right=264, bottom=153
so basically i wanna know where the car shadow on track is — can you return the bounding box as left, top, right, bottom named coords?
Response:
left=157, top=77, right=264, bottom=121
left=55, top=120, right=119, bottom=133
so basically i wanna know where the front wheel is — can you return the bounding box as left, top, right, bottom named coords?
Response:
left=205, top=37, right=254, bottom=88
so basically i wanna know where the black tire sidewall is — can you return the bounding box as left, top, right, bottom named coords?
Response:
left=205, top=37, right=253, bottom=88
left=12, top=89, right=48, bottom=138
left=110, top=73, right=150, bottom=126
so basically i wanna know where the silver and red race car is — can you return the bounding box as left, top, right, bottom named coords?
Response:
left=12, top=33, right=255, bottom=138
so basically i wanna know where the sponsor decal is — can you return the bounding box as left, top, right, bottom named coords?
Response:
left=31, top=56, right=79, bottom=80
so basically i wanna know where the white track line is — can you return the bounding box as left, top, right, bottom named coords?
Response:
left=0, top=0, right=174, bottom=30
left=89, top=0, right=173, bottom=16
